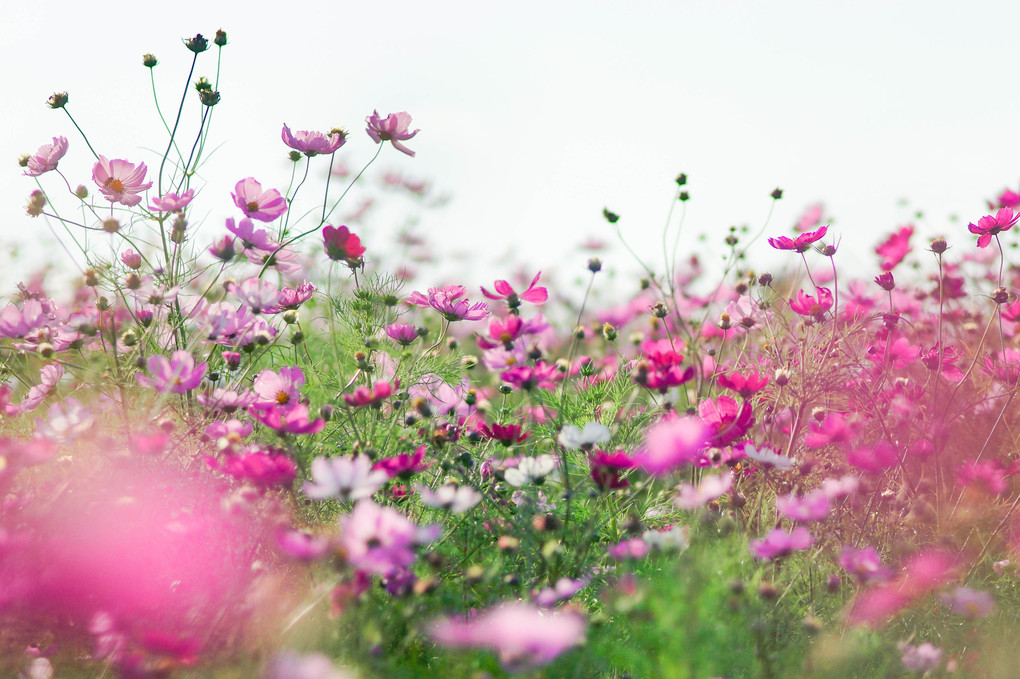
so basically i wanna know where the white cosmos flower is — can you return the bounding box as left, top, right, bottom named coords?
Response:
left=504, top=454, right=558, bottom=487
left=304, top=455, right=387, bottom=501
left=416, top=483, right=482, bottom=513
left=557, top=422, right=611, bottom=450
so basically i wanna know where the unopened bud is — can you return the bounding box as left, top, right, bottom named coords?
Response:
left=125, top=274, right=141, bottom=290
left=120, top=329, right=138, bottom=347
left=199, top=89, right=221, bottom=107
left=37, top=342, right=54, bottom=359
left=770, top=187, right=783, bottom=200
left=282, top=309, right=299, bottom=324
left=993, top=287, right=1010, bottom=305
left=184, top=34, right=209, bottom=53
left=602, top=322, right=617, bottom=341
left=142, top=53, right=158, bottom=68
left=102, top=217, right=120, bottom=233
left=930, top=237, right=948, bottom=254
left=26, top=190, right=46, bottom=217
left=651, top=302, right=668, bottom=318
left=47, top=92, right=68, bottom=109
left=17, top=154, right=30, bottom=168
left=602, top=208, right=619, bottom=223
left=214, top=29, right=228, bottom=47
left=74, top=185, right=88, bottom=199
left=587, top=257, right=602, bottom=273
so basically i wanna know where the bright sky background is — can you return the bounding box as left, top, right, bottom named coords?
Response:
left=2, top=0, right=1018, bottom=298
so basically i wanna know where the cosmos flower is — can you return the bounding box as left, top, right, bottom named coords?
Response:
left=365, top=110, right=419, bottom=157
left=92, top=156, right=152, bottom=206
left=232, top=177, right=287, bottom=222
left=281, top=124, right=346, bottom=156
left=24, top=136, right=68, bottom=176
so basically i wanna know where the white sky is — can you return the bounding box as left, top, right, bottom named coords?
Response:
left=2, top=0, right=1018, bottom=297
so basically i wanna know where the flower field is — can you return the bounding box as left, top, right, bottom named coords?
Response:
left=6, top=32, right=1020, bottom=679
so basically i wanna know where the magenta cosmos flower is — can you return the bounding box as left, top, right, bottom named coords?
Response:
left=149, top=188, right=195, bottom=212
left=749, top=526, right=813, bottom=560
left=322, top=225, right=366, bottom=265
left=429, top=602, right=586, bottom=670
left=92, top=155, right=153, bottom=207
left=136, top=351, right=207, bottom=394
left=480, top=271, right=549, bottom=307
left=24, top=136, right=69, bottom=176
left=409, top=285, right=489, bottom=322
left=789, top=287, right=834, bottom=318
left=968, top=206, right=1020, bottom=248
left=366, top=110, right=419, bottom=157
left=281, top=124, right=346, bottom=156
left=632, top=415, right=708, bottom=476
left=768, top=225, right=828, bottom=253
left=232, top=177, right=287, bottom=222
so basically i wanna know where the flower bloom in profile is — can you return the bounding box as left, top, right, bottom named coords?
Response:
left=149, top=189, right=195, bottom=212
left=24, top=136, right=69, bottom=176
left=232, top=177, right=287, bottom=222
left=898, top=642, right=942, bottom=673
left=875, top=224, right=913, bottom=270
left=429, top=602, right=586, bottom=670
left=322, top=225, right=366, bottom=265
left=968, top=206, right=1020, bottom=248
left=716, top=368, right=768, bottom=399
left=749, top=526, right=813, bottom=560
left=304, top=455, right=388, bottom=501
left=365, top=110, right=419, bottom=157
left=343, top=380, right=396, bottom=408
left=633, top=416, right=708, bottom=476
left=249, top=402, right=325, bottom=435
left=92, top=156, right=153, bottom=206
left=558, top=422, right=611, bottom=450
left=409, top=285, right=489, bottom=322
left=480, top=272, right=549, bottom=309
left=476, top=420, right=530, bottom=446
left=281, top=123, right=346, bottom=156
left=373, top=446, right=432, bottom=479
left=768, top=225, right=828, bottom=252
left=385, top=322, right=419, bottom=346
left=136, top=351, right=207, bottom=394
left=589, top=449, right=635, bottom=491
left=789, top=287, right=834, bottom=319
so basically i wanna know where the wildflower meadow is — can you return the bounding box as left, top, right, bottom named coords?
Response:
left=8, top=31, right=1020, bottom=679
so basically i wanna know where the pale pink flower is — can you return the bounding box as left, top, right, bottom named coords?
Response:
left=120, top=249, right=143, bottom=269
left=338, top=500, right=434, bottom=576
left=429, top=602, right=586, bottom=670
left=149, top=189, right=195, bottom=212
left=92, top=155, right=152, bottom=206
left=409, top=286, right=489, bottom=322
left=675, top=472, right=733, bottom=510
left=24, top=136, right=68, bottom=176
left=749, top=526, right=813, bottom=560
left=304, top=455, right=387, bottom=501
left=775, top=489, right=831, bottom=522
left=253, top=366, right=305, bottom=408
left=940, top=586, right=996, bottom=619
left=225, top=216, right=275, bottom=250
left=263, top=651, right=353, bottom=679
left=416, top=483, right=482, bottom=513
left=898, top=642, right=942, bottom=672
left=12, top=363, right=64, bottom=414
left=136, top=351, right=207, bottom=394
left=231, top=277, right=281, bottom=314
left=249, top=402, right=325, bottom=435
left=232, top=177, right=287, bottom=222
left=365, top=110, right=419, bottom=157
left=281, top=124, right=346, bottom=156
left=36, top=396, right=94, bottom=443
left=633, top=416, right=708, bottom=476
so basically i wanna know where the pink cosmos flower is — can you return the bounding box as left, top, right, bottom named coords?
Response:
left=343, top=380, right=396, bottom=408
left=225, top=216, right=275, bottom=250
left=338, top=500, right=436, bottom=576
left=373, top=446, right=432, bottom=479
left=846, top=549, right=956, bottom=627
left=608, top=537, right=650, bottom=560
left=789, top=287, right=834, bottom=318
left=24, top=136, right=68, bottom=176
left=875, top=224, right=913, bottom=271
left=196, top=388, right=256, bottom=414
left=385, top=322, right=419, bottom=346
left=365, top=110, right=419, bottom=157
left=589, top=449, right=635, bottom=490
left=429, top=602, right=586, bottom=670
left=749, top=526, right=813, bottom=560
left=232, top=177, right=287, bottom=222
left=120, top=249, right=143, bottom=269
left=675, top=472, right=733, bottom=510
left=264, top=652, right=352, bottom=679
left=249, top=402, right=325, bottom=435
left=276, top=530, right=332, bottom=561
left=409, top=286, right=489, bottom=322
left=136, top=351, right=207, bottom=394
left=269, top=281, right=316, bottom=312
left=253, top=366, right=306, bottom=408
left=775, top=489, right=830, bottom=522
left=304, top=455, right=388, bottom=501
left=149, top=189, right=195, bottom=212
left=480, top=272, right=549, bottom=307
left=322, top=225, right=366, bottom=265
left=698, top=396, right=754, bottom=447
left=632, top=416, right=708, bottom=476
left=281, top=124, right=346, bottom=156
left=940, top=586, right=996, bottom=619
left=898, top=642, right=942, bottom=673
left=716, top=368, right=768, bottom=399
left=968, top=206, right=1020, bottom=248
left=501, top=361, right=560, bottom=391
left=206, top=447, right=297, bottom=487
left=92, top=156, right=152, bottom=206
left=838, top=545, right=893, bottom=584
left=416, top=483, right=482, bottom=513
left=768, top=225, right=828, bottom=253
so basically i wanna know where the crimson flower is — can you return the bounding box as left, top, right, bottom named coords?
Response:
left=476, top=421, right=530, bottom=446
left=232, top=177, right=287, bottom=222
left=92, top=156, right=153, bottom=207
left=768, top=225, right=828, bottom=253
left=322, top=225, right=365, bottom=265
left=589, top=449, right=635, bottom=491
left=373, top=446, right=432, bottom=479
left=281, top=124, right=346, bottom=156
left=968, top=207, right=1019, bottom=248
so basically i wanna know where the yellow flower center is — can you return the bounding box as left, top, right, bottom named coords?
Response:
left=106, top=178, right=125, bottom=193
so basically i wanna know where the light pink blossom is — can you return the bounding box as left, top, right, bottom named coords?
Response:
left=149, top=189, right=195, bottom=212
left=232, top=177, right=287, bottom=222
left=281, top=124, right=346, bottom=156
left=365, top=110, right=419, bottom=157
left=92, top=156, right=152, bottom=206
left=24, top=136, right=68, bottom=176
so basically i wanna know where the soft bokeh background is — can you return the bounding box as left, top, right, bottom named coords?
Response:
left=2, top=0, right=1018, bottom=295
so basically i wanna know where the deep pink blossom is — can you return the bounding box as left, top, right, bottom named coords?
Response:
left=24, top=136, right=68, bottom=176
left=789, top=287, right=834, bottom=318
left=249, top=402, right=325, bottom=435
left=476, top=420, right=529, bottom=446
left=269, top=281, right=316, bottom=312
left=480, top=272, right=549, bottom=307
left=92, top=156, right=152, bottom=206
left=136, top=351, right=206, bottom=394
left=716, top=368, right=768, bottom=399
left=365, top=110, right=419, bottom=157
left=749, top=526, right=813, bottom=560
left=373, top=446, right=432, bottom=479
left=875, top=225, right=913, bottom=271
left=322, top=225, right=365, bottom=265
left=206, top=447, right=297, bottom=487
left=968, top=207, right=1020, bottom=248
left=385, top=323, right=419, bottom=346
left=698, top=396, right=754, bottom=447
left=343, top=380, right=396, bottom=408
left=846, top=549, right=956, bottom=627
left=956, top=460, right=1008, bottom=495
left=501, top=361, right=560, bottom=391
left=429, top=602, right=585, bottom=670
left=633, top=416, right=708, bottom=476
left=410, top=286, right=489, bottom=322
left=768, top=225, right=828, bottom=253
left=589, top=449, right=635, bottom=490
left=281, top=124, right=345, bottom=156
left=149, top=189, right=195, bottom=212
left=232, top=177, right=287, bottom=222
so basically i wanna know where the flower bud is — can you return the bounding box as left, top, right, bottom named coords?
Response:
left=125, top=274, right=141, bottom=290
left=120, top=329, right=138, bottom=347
left=47, top=92, right=68, bottom=109
left=25, top=190, right=46, bottom=217
left=142, top=53, right=158, bottom=68
left=675, top=173, right=688, bottom=186
left=770, top=187, right=783, bottom=200
left=587, top=258, right=602, bottom=273
left=874, top=272, right=895, bottom=291
left=199, top=89, right=221, bottom=107
left=75, top=185, right=88, bottom=199
left=679, top=191, right=690, bottom=202
left=222, top=351, right=241, bottom=370
left=651, top=302, right=668, bottom=318
left=602, top=208, right=619, bottom=223
left=930, top=237, right=948, bottom=254
left=214, top=29, right=228, bottom=47
left=37, top=342, right=54, bottom=359
left=85, top=270, right=100, bottom=287
left=194, top=77, right=212, bottom=92
left=288, top=150, right=302, bottom=162
left=994, top=287, right=1011, bottom=304
left=17, top=154, right=30, bottom=168
left=602, top=322, right=617, bottom=341
left=102, top=218, right=120, bottom=233
left=282, top=309, right=299, bottom=324
left=184, top=34, right=209, bottom=53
